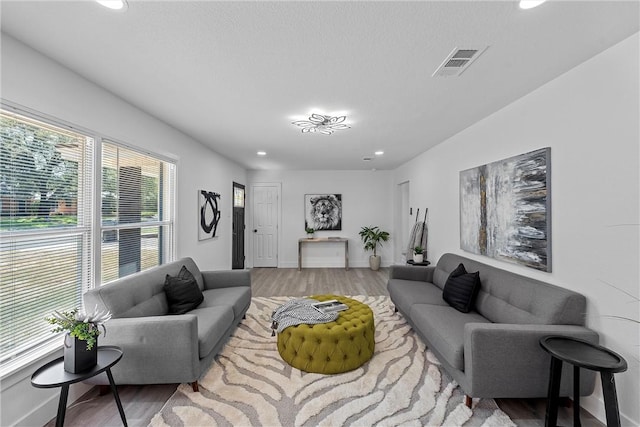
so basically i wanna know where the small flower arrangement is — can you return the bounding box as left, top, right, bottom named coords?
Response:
left=305, top=227, right=315, bottom=235
left=45, top=306, right=112, bottom=350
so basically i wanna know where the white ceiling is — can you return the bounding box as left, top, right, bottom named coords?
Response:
left=1, top=1, right=638, bottom=170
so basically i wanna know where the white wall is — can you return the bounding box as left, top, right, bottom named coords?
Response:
left=394, top=33, right=640, bottom=426
left=1, top=34, right=247, bottom=426
left=247, top=170, right=394, bottom=268
left=3, top=27, right=638, bottom=427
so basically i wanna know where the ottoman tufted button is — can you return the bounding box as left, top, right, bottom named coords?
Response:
left=277, top=295, right=374, bottom=374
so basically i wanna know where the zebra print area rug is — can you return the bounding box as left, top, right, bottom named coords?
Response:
left=150, top=296, right=515, bottom=427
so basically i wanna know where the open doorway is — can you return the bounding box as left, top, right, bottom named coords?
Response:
left=395, top=181, right=410, bottom=264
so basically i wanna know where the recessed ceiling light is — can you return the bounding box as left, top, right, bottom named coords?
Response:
left=257, top=151, right=267, bottom=156
left=374, top=151, right=384, bottom=156
left=96, top=0, right=128, bottom=11
left=519, top=0, right=546, bottom=9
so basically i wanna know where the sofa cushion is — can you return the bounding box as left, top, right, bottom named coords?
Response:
left=189, top=306, right=235, bottom=358
left=83, top=257, right=205, bottom=318
left=442, top=263, right=481, bottom=313
left=164, top=267, right=204, bottom=314
left=201, top=286, right=252, bottom=318
left=435, top=253, right=587, bottom=325
left=410, top=304, right=491, bottom=371
left=387, top=279, right=448, bottom=314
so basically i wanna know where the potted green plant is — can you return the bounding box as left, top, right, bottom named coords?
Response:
left=359, top=226, right=390, bottom=271
left=46, top=307, right=111, bottom=373
left=305, top=226, right=315, bottom=238
left=413, top=246, right=425, bottom=263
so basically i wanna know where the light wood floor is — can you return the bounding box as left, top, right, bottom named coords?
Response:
left=46, top=267, right=604, bottom=427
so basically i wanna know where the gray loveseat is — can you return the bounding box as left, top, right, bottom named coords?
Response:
left=83, top=257, right=251, bottom=391
left=388, top=253, right=597, bottom=405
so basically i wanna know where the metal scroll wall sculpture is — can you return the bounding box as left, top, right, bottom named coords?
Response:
left=199, top=190, right=221, bottom=240
left=459, top=147, right=551, bottom=272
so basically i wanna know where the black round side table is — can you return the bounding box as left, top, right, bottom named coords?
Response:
left=31, top=346, right=127, bottom=427
left=406, top=260, right=430, bottom=266
left=540, top=336, right=627, bottom=427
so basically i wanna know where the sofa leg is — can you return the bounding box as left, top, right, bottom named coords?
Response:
left=394, top=306, right=398, bottom=313
left=98, top=385, right=110, bottom=396
left=191, top=381, right=199, bottom=392
left=465, top=395, right=472, bottom=408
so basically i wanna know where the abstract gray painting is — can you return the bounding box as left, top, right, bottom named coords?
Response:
left=460, top=148, right=551, bottom=272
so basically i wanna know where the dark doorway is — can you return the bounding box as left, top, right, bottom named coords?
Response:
left=232, top=182, right=246, bottom=269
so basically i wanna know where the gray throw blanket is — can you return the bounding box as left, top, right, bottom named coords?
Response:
left=270, top=298, right=338, bottom=335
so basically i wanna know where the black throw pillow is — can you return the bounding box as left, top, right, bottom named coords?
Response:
left=164, top=266, right=204, bottom=315
left=442, top=263, right=481, bottom=313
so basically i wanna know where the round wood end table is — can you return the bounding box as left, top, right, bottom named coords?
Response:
left=31, top=345, right=127, bottom=427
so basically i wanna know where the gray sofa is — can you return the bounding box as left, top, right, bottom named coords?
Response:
left=388, top=253, right=598, bottom=405
left=83, top=257, right=251, bottom=391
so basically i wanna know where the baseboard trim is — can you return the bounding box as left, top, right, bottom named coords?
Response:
left=581, top=394, right=637, bottom=427
left=278, top=261, right=391, bottom=269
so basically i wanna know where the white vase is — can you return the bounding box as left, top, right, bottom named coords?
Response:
left=413, top=253, right=424, bottom=263
left=369, top=255, right=381, bottom=271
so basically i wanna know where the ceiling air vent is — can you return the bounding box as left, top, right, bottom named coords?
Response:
left=432, top=46, right=488, bottom=77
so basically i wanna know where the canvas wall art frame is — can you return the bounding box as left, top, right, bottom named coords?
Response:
left=459, top=147, right=551, bottom=272
left=198, top=190, right=221, bottom=240
left=304, top=194, right=342, bottom=231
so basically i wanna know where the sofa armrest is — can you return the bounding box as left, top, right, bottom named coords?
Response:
left=389, top=265, right=434, bottom=282
left=201, top=269, right=251, bottom=290
left=95, top=315, right=200, bottom=384
left=463, top=323, right=599, bottom=397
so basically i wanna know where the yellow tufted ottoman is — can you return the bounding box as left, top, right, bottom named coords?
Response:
left=276, top=295, right=375, bottom=374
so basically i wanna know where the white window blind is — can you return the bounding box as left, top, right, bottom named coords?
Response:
left=101, top=141, right=175, bottom=283
left=0, top=109, right=93, bottom=368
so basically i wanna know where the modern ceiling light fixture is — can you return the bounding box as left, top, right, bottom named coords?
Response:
left=96, top=0, right=128, bottom=11
left=519, top=0, right=547, bottom=9
left=292, top=113, right=350, bottom=135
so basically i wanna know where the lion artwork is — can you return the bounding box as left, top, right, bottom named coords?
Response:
left=305, top=194, right=342, bottom=231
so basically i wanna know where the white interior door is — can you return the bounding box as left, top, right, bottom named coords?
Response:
left=252, top=184, right=279, bottom=267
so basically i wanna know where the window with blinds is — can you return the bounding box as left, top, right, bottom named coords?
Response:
left=0, top=109, right=93, bottom=368
left=101, top=142, right=175, bottom=283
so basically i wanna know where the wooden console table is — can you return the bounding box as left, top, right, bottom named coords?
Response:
left=298, top=237, right=349, bottom=271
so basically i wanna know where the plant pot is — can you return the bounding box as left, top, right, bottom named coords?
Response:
left=63, top=333, right=97, bottom=373
left=306, top=233, right=314, bottom=239
left=413, top=253, right=424, bottom=263
left=369, top=255, right=381, bottom=271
